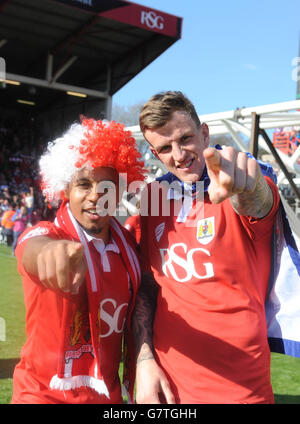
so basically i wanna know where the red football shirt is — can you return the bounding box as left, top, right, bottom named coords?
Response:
left=139, top=177, right=280, bottom=404
left=12, top=221, right=131, bottom=404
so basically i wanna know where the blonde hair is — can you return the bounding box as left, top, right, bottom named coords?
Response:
left=139, top=91, right=201, bottom=134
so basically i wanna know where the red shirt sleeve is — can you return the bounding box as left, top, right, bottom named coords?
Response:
left=15, top=221, right=66, bottom=287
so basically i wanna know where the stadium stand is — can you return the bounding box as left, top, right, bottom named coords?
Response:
left=0, top=0, right=182, bottom=247
left=0, top=116, right=56, bottom=249
left=0, top=0, right=182, bottom=134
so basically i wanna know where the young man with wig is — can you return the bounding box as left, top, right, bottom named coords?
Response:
left=12, top=118, right=145, bottom=404
left=131, top=91, right=300, bottom=404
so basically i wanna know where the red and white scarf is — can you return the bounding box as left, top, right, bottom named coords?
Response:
left=49, top=201, right=140, bottom=401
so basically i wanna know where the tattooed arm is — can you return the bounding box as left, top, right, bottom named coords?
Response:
left=132, top=272, right=175, bottom=404
left=230, top=169, right=273, bottom=218
left=132, top=272, right=158, bottom=363
left=204, top=146, right=274, bottom=218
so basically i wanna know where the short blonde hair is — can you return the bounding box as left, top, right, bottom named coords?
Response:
left=139, top=91, right=201, bottom=134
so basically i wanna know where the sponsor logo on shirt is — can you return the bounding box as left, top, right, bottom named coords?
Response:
left=197, top=217, right=215, bottom=245
left=160, top=242, right=214, bottom=283
left=155, top=222, right=165, bottom=242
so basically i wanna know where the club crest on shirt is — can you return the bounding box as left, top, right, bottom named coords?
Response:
left=197, top=217, right=215, bottom=245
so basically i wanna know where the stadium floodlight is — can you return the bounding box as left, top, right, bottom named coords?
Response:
left=5, top=79, right=20, bottom=85
left=17, top=99, right=35, bottom=106
left=66, top=91, right=87, bottom=98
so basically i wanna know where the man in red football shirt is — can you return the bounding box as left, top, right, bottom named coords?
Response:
left=12, top=118, right=145, bottom=404
left=131, top=91, right=280, bottom=404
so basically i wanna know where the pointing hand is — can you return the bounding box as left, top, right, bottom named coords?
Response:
left=203, top=146, right=260, bottom=204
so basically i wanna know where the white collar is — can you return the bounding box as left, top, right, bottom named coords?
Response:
left=82, top=229, right=120, bottom=255
left=54, top=211, right=120, bottom=255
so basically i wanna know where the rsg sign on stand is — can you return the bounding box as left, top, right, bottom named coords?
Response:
left=141, top=10, right=164, bottom=30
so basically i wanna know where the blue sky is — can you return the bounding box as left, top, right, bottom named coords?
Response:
left=113, top=0, right=300, bottom=115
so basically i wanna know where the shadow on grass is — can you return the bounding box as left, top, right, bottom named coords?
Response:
left=0, top=358, right=19, bottom=379
left=275, top=394, right=300, bottom=404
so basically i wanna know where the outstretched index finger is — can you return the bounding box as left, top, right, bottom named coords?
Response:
left=203, top=147, right=222, bottom=173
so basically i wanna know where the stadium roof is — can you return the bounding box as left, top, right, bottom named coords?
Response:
left=0, top=0, right=182, bottom=114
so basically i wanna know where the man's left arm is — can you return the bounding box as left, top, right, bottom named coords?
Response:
left=204, top=146, right=274, bottom=218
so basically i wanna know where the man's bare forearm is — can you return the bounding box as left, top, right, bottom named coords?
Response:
left=132, top=272, right=159, bottom=363
left=230, top=173, right=273, bottom=218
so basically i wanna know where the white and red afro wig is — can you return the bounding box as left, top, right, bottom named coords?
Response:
left=40, top=117, right=145, bottom=204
